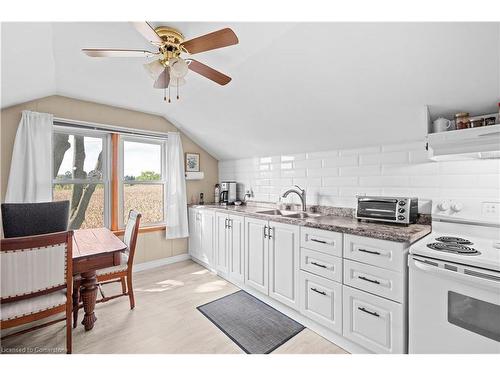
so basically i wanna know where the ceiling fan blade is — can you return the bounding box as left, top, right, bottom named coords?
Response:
left=180, top=28, right=238, bottom=55
left=188, top=59, right=231, bottom=86
left=131, top=22, right=163, bottom=45
left=153, top=68, right=170, bottom=89
left=82, top=48, right=157, bottom=58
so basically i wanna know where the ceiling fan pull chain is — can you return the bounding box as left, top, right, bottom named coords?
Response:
left=177, top=79, right=180, bottom=100
left=168, top=85, right=171, bottom=103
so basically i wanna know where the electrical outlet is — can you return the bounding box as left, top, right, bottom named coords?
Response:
left=482, top=202, right=500, bottom=217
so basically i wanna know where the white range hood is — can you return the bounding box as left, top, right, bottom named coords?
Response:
left=427, top=124, right=500, bottom=160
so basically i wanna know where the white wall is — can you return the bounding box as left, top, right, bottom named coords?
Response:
left=219, top=141, right=500, bottom=211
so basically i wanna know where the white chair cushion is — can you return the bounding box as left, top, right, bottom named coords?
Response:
left=1, top=289, right=67, bottom=321
left=96, top=253, right=129, bottom=276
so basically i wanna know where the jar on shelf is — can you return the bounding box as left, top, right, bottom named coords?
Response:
left=455, top=112, right=470, bottom=130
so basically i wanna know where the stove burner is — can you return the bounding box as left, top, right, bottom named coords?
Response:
left=435, top=236, right=473, bottom=245
left=427, top=242, right=480, bottom=255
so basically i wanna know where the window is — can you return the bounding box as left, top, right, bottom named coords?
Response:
left=119, top=137, right=167, bottom=227
left=52, top=127, right=110, bottom=229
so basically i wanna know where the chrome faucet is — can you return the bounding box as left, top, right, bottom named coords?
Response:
left=282, top=185, right=306, bottom=212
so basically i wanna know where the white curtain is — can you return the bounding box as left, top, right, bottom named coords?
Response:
left=5, top=110, right=54, bottom=203
left=166, top=132, right=189, bottom=239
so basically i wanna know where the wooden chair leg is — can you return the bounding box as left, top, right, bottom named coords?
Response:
left=66, top=303, right=72, bottom=354
left=121, top=277, right=127, bottom=294
left=126, top=273, right=135, bottom=309
left=72, top=283, right=79, bottom=329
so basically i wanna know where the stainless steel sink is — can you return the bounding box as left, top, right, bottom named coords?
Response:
left=256, top=209, right=285, bottom=216
left=284, top=212, right=324, bottom=219
left=256, top=209, right=324, bottom=219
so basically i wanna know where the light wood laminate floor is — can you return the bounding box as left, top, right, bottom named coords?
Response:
left=1, top=260, right=348, bottom=354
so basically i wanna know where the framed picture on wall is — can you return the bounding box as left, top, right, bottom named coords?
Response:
left=185, top=153, right=200, bottom=172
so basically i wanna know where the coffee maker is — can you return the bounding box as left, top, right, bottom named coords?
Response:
left=220, top=181, right=237, bottom=205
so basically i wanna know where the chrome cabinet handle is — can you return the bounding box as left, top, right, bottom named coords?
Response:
left=358, top=248, right=381, bottom=256
left=263, top=225, right=267, bottom=239
left=228, top=219, right=232, bottom=229
left=358, top=306, right=380, bottom=317
left=310, top=287, right=326, bottom=296
left=268, top=227, right=274, bottom=239
left=311, top=261, right=327, bottom=269
left=358, top=275, right=380, bottom=284
left=225, top=218, right=228, bottom=228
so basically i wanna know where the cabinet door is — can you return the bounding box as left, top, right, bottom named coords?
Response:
left=299, top=271, right=343, bottom=333
left=268, top=222, right=300, bottom=310
left=343, top=285, right=404, bottom=354
left=200, top=210, right=215, bottom=267
left=244, top=217, right=269, bottom=295
left=228, top=214, right=244, bottom=284
left=215, top=212, right=229, bottom=274
left=188, top=208, right=201, bottom=260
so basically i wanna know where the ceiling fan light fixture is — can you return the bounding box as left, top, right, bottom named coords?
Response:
left=143, top=59, right=164, bottom=80
left=169, top=57, right=189, bottom=78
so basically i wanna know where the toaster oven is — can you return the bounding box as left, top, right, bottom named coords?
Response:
left=356, top=196, right=418, bottom=225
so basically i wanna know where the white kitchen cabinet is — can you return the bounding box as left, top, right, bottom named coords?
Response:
left=228, top=214, right=245, bottom=284
left=299, top=271, right=343, bottom=333
left=188, top=208, right=201, bottom=260
left=188, top=208, right=215, bottom=267
left=244, top=217, right=269, bottom=295
left=343, top=285, right=405, bottom=354
left=199, top=210, right=215, bottom=266
left=343, top=234, right=407, bottom=272
left=268, top=222, right=300, bottom=310
left=215, top=212, right=229, bottom=274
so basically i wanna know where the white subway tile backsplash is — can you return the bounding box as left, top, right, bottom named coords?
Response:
left=308, top=167, right=338, bottom=177
left=219, top=140, right=500, bottom=207
left=323, top=176, right=358, bottom=187
left=294, top=159, right=322, bottom=169
left=322, top=154, right=358, bottom=167
left=359, top=151, right=409, bottom=166
left=340, top=165, right=381, bottom=176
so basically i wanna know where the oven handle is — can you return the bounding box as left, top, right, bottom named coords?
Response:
left=410, top=256, right=500, bottom=291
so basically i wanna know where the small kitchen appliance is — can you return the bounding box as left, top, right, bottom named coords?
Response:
left=219, top=181, right=237, bottom=205
left=356, top=196, right=418, bottom=224
left=409, top=198, right=500, bottom=354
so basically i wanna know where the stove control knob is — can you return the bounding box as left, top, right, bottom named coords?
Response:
left=398, top=200, right=406, bottom=206
left=398, top=208, right=406, bottom=213
left=451, top=202, right=463, bottom=212
left=437, top=201, right=450, bottom=211
left=398, top=215, right=405, bottom=220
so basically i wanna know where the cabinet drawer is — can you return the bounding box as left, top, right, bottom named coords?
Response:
left=343, top=285, right=405, bottom=354
left=299, top=271, right=342, bottom=334
left=300, top=227, right=342, bottom=257
left=343, top=259, right=404, bottom=303
left=343, top=234, right=407, bottom=272
left=300, top=248, right=342, bottom=283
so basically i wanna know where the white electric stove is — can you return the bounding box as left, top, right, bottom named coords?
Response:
left=408, top=198, right=500, bottom=354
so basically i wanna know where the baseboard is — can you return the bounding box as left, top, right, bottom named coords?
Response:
left=133, top=253, right=191, bottom=273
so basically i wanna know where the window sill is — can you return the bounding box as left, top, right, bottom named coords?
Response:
left=113, top=225, right=166, bottom=236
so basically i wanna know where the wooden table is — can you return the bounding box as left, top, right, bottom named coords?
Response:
left=73, top=228, right=127, bottom=331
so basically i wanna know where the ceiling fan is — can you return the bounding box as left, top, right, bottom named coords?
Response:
left=82, top=22, right=239, bottom=102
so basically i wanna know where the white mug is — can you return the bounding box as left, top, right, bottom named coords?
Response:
left=433, top=117, right=452, bottom=133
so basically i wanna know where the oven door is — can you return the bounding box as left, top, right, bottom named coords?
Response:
left=409, top=255, right=500, bottom=354
left=356, top=198, right=398, bottom=221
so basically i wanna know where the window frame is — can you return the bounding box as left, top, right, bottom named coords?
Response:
left=118, top=135, right=167, bottom=229
left=52, top=125, right=112, bottom=229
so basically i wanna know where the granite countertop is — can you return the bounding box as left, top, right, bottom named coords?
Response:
left=189, top=204, right=431, bottom=244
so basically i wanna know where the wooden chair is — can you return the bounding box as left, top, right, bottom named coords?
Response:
left=1, top=231, right=73, bottom=354
left=73, top=211, right=141, bottom=326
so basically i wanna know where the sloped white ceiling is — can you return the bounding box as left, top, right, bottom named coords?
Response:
left=2, top=22, right=499, bottom=160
